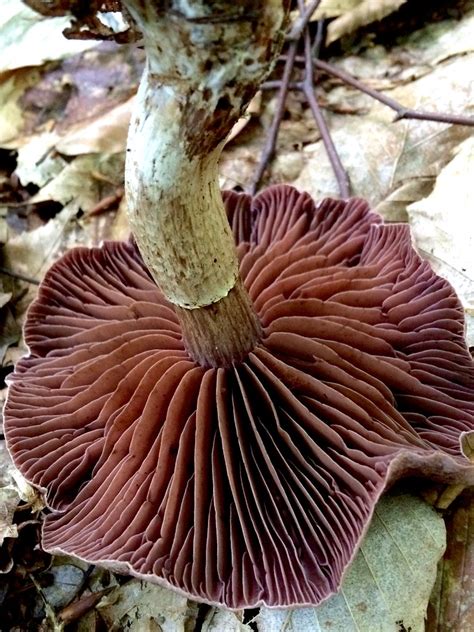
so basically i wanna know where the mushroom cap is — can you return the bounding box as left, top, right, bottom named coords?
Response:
left=4, top=185, right=474, bottom=609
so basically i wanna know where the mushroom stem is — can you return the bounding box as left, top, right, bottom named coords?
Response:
left=123, top=0, right=289, bottom=366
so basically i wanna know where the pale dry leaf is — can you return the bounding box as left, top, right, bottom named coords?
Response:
left=407, top=136, right=474, bottom=346
left=110, top=194, right=131, bottom=241
left=244, top=12, right=474, bottom=202
left=97, top=580, right=198, bottom=632
left=291, top=0, right=360, bottom=22
left=220, top=144, right=261, bottom=190
left=0, top=68, right=42, bottom=146
left=0, top=0, right=97, bottom=74
left=332, top=47, right=430, bottom=90
left=375, top=176, right=435, bottom=222
left=326, top=0, right=408, bottom=45
left=3, top=202, right=78, bottom=280
left=272, top=151, right=306, bottom=183
left=30, top=153, right=124, bottom=212
left=411, top=12, right=474, bottom=65
left=0, top=440, right=43, bottom=546
left=257, top=491, right=445, bottom=632
left=15, top=132, right=66, bottom=188
left=293, top=115, right=408, bottom=204
left=0, top=292, right=11, bottom=309
left=55, top=98, right=134, bottom=156
left=202, top=609, right=253, bottom=632
left=18, top=153, right=127, bottom=251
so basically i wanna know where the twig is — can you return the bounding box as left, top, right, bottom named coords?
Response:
left=311, top=18, right=325, bottom=58
left=87, top=187, right=124, bottom=216
left=301, top=16, right=350, bottom=197
left=313, top=58, right=474, bottom=127
left=261, top=80, right=301, bottom=90
left=251, top=2, right=473, bottom=196
left=287, top=0, right=322, bottom=41
left=0, top=267, right=40, bottom=286
left=251, top=2, right=349, bottom=196
left=248, top=41, right=298, bottom=194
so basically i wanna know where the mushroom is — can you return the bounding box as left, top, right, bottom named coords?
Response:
left=5, top=184, right=474, bottom=608
left=4, top=0, right=474, bottom=611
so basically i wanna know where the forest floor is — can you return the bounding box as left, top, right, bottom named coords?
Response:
left=0, top=1, right=473, bottom=630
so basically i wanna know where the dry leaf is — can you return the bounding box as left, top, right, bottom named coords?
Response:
left=226, top=93, right=262, bottom=144
left=202, top=609, right=253, bottom=631
left=97, top=580, right=198, bottom=632
left=326, top=0, right=408, bottom=45
left=414, top=14, right=474, bottom=65
left=15, top=132, right=66, bottom=188
left=0, top=440, right=43, bottom=546
left=41, top=557, right=90, bottom=609
left=375, top=176, right=435, bottom=222
left=407, top=136, right=474, bottom=346
left=0, top=68, right=43, bottom=145
left=427, top=490, right=474, bottom=632
left=0, top=292, right=11, bottom=309
left=3, top=202, right=78, bottom=280
left=55, top=98, right=134, bottom=156
left=291, top=0, right=360, bottom=22
left=258, top=491, right=445, bottom=632
left=0, top=0, right=96, bottom=74
left=30, top=154, right=124, bottom=211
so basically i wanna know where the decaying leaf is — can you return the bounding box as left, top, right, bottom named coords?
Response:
left=3, top=202, right=78, bottom=280
left=0, top=440, right=44, bottom=547
left=291, top=0, right=361, bottom=22
left=407, top=136, right=474, bottom=346
left=0, top=68, right=42, bottom=146
left=14, top=132, right=67, bottom=188
left=97, top=580, right=198, bottom=632
left=427, top=490, right=474, bottom=632
left=202, top=609, right=253, bottom=632
left=28, top=153, right=124, bottom=211
left=55, top=97, right=134, bottom=156
left=41, top=556, right=91, bottom=610
left=0, top=0, right=96, bottom=74
left=326, top=0, right=408, bottom=45
left=257, top=491, right=445, bottom=632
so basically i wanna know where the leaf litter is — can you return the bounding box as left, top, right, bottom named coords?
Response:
left=0, top=1, right=473, bottom=630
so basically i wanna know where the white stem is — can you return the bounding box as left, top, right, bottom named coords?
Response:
left=126, top=70, right=238, bottom=308
left=123, top=0, right=289, bottom=309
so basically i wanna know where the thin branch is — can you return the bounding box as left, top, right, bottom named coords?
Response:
left=311, top=19, right=325, bottom=58
left=0, top=267, right=40, bottom=286
left=313, top=58, right=474, bottom=127
left=301, top=16, right=351, bottom=197
left=252, top=1, right=473, bottom=197
left=287, top=0, right=322, bottom=41
left=261, top=80, right=302, bottom=90
left=248, top=41, right=298, bottom=195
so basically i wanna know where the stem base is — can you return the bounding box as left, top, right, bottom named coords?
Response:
left=175, top=278, right=262, bottom=368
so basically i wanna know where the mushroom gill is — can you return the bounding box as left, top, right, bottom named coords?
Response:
left=4, top=185, right=474, bottom=609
